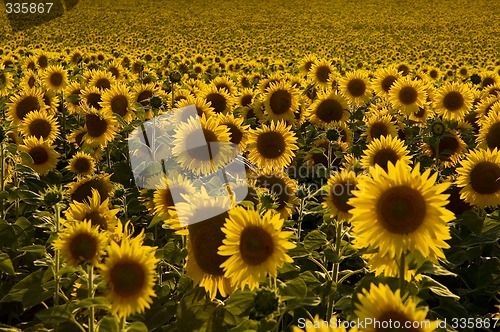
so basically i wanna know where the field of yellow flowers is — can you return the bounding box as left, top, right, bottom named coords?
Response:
left=0, top=0, right=500, bottom=331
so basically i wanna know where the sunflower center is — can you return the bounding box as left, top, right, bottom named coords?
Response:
left=369, top=122, right=388, bottom=140
left=27, top=76, right=36, bottom=88
left=188, top=209, right=228, bottom=275
left=49, top=72, right=63, bottom=87
left=438, top=136, right=460, bottom=160
left=206, top=92, right=227, bottom=114
left=240, top=95, right=253, bottom=107
left=485, top=122, right=500, bottom=150
left=398, top=86, right=418, bottom=105
left=373, top=148, right=399, bottom=171
left=87, top=92, right=102, bottom=110
left=376, top=185, right=427, bottom=234
left=84, top=210, right=108, bottom=230
left=37, top=56, right=48, bottom=68
left=469, top=161, right=500, bottom=195
left=137, top=90, right=153, bottom=107
left=85, top=114, right=108, bottom=138
left=347, top=78, right=366, bottom=97
left=95, top=78, right=111, bottom=90
left=186, top=128, right=220, bottom=161
left=483, top=77, right=495, bottom=87
left=239, top=226, right=274, bottom=265
left=316, top=99, right=344, bottom=123
left=28, top=119, right=52, bottom=140
left=29, top=146, right=49, bottom=165
left=443, top=91, right=464, bottom=111
left=381, top=75, right=397, bottom=92
left=71, top=178, right=111, bottom=203
left=256, top=131, right=286, bottom=159
left=255, top=175, right=290, bottom=210
left=111, top=95, right=129, bottom=117
left=0, top=73, right=6, bottom=87
left=16, top=96, right=40, bottom=121
left=269, top=90, right=292, bottom=115
left=109, top=261, right=146, bottom=297
left=329, top=181, right=356, bottom=213
left=225, top=123, right=243, bottom=145
left=68, top=232, right=98, bottom=263
left=315, top=65, right=331, bottom=83
left=376, top=309, right=419, bottom=332
left=414, top=107, right=426, bottom=118
left=73, top=157, right=92, bottom=174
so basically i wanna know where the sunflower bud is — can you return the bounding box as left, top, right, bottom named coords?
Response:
left=169, top=71, right=182, bottom=83
left=150, top=96, right=163, bottom=109
left=42, top=185, right=64, bottom=206
left=431, top=121, right=446, bottom=136
left=253, top=289, right=279, bottom=316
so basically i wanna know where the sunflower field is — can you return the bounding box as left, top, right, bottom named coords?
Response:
left=0, top=0, right=500, bottom=331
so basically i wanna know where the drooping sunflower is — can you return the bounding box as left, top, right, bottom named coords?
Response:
left=247, top=121, right=298, bottom=170
left=308, top=59, right=335, bottom=89
left=100, top=235, right=159, bottom=318
left=361, top=135, right=411, bottom=172
left=389, top=77, right=427, bottom=115
left=65, top=189, right=119, bottom=232
left=217, top=113, right=250, bottom=150
left=455, top=148, right=500, bottom=208
left=53, top=220, right=107, bottom=267
left=354, top=283, right=438, bottom=332
left=307, top=91, right=349, bottom=128
left=218, top=207, right=295, bottom=291
left=20, top=110, right=60, bottom=143
left=263, top=81, right=299, bottom=123
left=64, top=81, right=83, bottom=114
left=322, top=169, right=359, bottom=221
left=7, top=87, right=46, bottom=124
left=200, top=85, right=233, bottom=115
left=67, top=151, right=96, bottom=176
left=172, top=114, right=233, bottom=175
left=42, top=65, right=67, bottom=92
left=20, top=137, right=59, bottom=175
left=67, top=173, right=114, bottom=203
left=100, top=83, right=135, bottom=123
left=339, top=70, right=372, bottom=107
left=82, top=106, right=118, bottom=147
left=433, top=82, right=473, bottom=121
left=252, top=169, right=298, bottom=219
left=362, top=114, right=398, bottom=142
left=477, top=110, right=500, bottom=151
left=371, top=67, right=401, bottom=98
left=348, top=160, right=455, bottom=260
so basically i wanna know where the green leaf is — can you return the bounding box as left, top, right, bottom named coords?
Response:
left=74, top=297, right=111, bottom=311
left=126, top=322, right=148, bottom=332
left=303, top=230, right=327, bottom=251
left=36, top=306, right=75, bottom=324
left=18, top=244, right=46, bottom=254
left=0, top=253, right=15, bottom=275
left=421, top=276, right=460, bottom=300
left=280, top=278, right=307, bottom=301
left=225, top=290, right=255, bottom=316
left=1, top=270, right=45, bottom=302
left=0, top=191, right=9, bottom=200
left=21, top=284, right=53, bottom=310
left=98, top=316, right=119, bottom=332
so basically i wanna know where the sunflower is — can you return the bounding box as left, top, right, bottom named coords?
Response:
left=7, top=87, right=46, bottom=124
left=53, top=220, right=107, bottom=267
left=200, top=85, right=234, bottom=115
left=247, top=121, right=298, bottom=170
left=100, top=83, right=135, bottom=123
left=82, top=106, right=118, bottom=147
left=308, top=59, right=335, bottom=89
left=422, top=130, right=467, bottom=168
left=172, top=114, right=234, bottom=175
left=0, top=65, right=14, bottom=97
left=176, top=194, right=234, bottom=300
left=304, top=138, right=344, bottom=169
left=89, top=70, right=116, bottom=91
left=389, top=77, right=427, bottom=115
left=371, top=67, right=401, bottom=98
left=153, top=174, right=196, bottom=227
left=67, top=151, right=96, bottom=176
left=354, top=283, right=438, bottom=332
left=349, top=160, right=454, bottom=260
left=298, top=55, right=317, bottom=74
left=362, top=114, right=398, bottom=143
left=35, top=52, right=49, bottom=69
left=175, top=96, right=215, bottom=119
left=65, top=189, right=119, bottom=232
left=322, top=169, right=359, bottom=221
left=20, top=110, right=60, bottom=143
left=433, top=82, right=473, bottom=121
left=361, top=135, right=411, bottom=172
left=20, top=137, right=59, bottom=175
left=263, top=81, right=299, bottom=123
left=42, top=90, right=60, bottom=114
left=42, top=65, right=67, bottom=92
left=64, top=81, right=83, bottom=114
left=20, top=70, right=39, bottom=90
left=362, top=251, right=423, bottom=282
left=218, top=207, right=295, bottom=291
left=212, top=76, right=237, bottom=95
left=252, top=169, right=298, bottom=219
left=100, top=235, right=159, bottom=318
left=67, top=174, right=114, bottom=203
left=217, top=113, right=250, bottom=150
left=236, top=88, right=255, bottom=109
left=455, top=148, right=500, bottom=208
left=307, top=91, right=349, bottom=128
left=330, top=121, right=354, bottom=147
left=339, top=70, right=372, bottom=107
left=477, top=110, right=500, bottom=151
left=475, top=95, right=499, bottom=119
left=81, top=86, right=104, bottom=111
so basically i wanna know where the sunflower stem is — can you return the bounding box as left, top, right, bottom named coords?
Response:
left=54, top=203, right=61, bottom=306
left=88, top=265, right=95, bottom=332
left=399, top=252, right=406, bottom=295
left=119, top=316, right=126, bottom=332
left=0, top=141, right=5, bottom=220
left=327, top=221, right=343, bottom=322
left=171, top=81, right=175, bottom=109
left=61, top=92, right=67, bottom=157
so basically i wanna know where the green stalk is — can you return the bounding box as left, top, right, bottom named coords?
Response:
left=119, top=316, right=126, bottom=332
left=0, top=141, right=4, bottom=220
left=88, top=265, right=95, bottom=332
left=326, top=221, right=343, bottom=322
left=399, top=252, right=406, bottom=295
left=54, top=204, right=61, bottom=306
